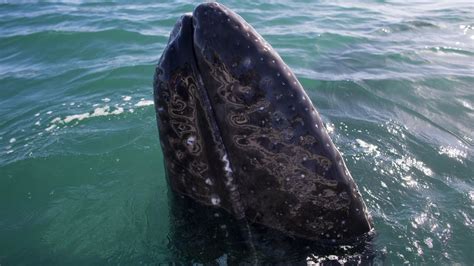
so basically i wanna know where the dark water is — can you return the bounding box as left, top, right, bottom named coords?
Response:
left=0, top=1, right=473, bottom=264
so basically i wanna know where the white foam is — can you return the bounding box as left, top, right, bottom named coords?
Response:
left=92, top=106, right=110, bottom=116
left=9, top=138, right=16, bottom=143
left=135, top=100, right=154, bottom=107
left=64, top=112, right=90, bottom=123
left=46, top=98, right=151, bottom=132
left=45, top=124, right=57, bottom=132
left=56, top=105, right=125, bottom=125
left=51, top=117, right=62, bottom=124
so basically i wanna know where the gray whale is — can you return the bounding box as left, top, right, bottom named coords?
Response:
left=154, top=2, right=373, bottom=242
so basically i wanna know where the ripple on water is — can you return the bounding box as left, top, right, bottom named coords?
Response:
left=0, top=0, right=473, bottom=264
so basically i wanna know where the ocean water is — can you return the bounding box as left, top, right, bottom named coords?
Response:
left=0, top=0, right=473, bottom=264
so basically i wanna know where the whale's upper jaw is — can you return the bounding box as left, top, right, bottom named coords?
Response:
left=154, top=2, right=373, bottom=242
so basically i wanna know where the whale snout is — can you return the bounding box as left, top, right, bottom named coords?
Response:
left=155, top=2, right=374, bottom=242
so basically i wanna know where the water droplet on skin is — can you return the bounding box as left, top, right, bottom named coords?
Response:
left=186, top=135, right=196, bottom=146
left=277, top=73, right=280, bottom=77
left=211, top=195, right=221, bottom=205
left=272, top=60, right=276, bottom=64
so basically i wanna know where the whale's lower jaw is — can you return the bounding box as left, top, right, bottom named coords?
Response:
left=154, top=2, right=373, bottom=242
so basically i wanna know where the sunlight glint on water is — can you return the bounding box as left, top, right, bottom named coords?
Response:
left=0, top=0, right=473, bottom=264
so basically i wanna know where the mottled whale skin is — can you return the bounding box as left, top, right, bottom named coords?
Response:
left=154, top=2, right=373, bottom=242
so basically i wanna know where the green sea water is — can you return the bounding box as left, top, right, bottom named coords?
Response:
left=0, top=1, right=473, bottom=264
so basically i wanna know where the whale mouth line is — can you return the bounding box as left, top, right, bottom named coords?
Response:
left=154, top=2, right=373, bottom=242
left=189, top=13, right=249, bottom=220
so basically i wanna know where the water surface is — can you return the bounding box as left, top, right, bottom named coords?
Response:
left=0, top=0, right=473, bottom=264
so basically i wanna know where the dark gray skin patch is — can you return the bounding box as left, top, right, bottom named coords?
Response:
left=154, top=2, right=373, bottom=242
left=154, top=14, right=245, bottom=218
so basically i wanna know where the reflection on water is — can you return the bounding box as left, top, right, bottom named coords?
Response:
left=0, top=0, right=473, bottom=264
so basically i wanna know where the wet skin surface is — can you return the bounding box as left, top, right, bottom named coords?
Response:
left=154, top=2, right=373, bottom=242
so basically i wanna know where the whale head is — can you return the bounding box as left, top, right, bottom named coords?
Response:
left=154, top=2, right=373, bottom=242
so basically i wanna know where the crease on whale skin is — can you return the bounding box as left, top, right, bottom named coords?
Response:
left=154, top=13, right=247, bottom=220
left=154, top=2, right=374, bottom=242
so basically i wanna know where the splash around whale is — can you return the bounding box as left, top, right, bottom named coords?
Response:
left=153, top=2, right=374, bottom=243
